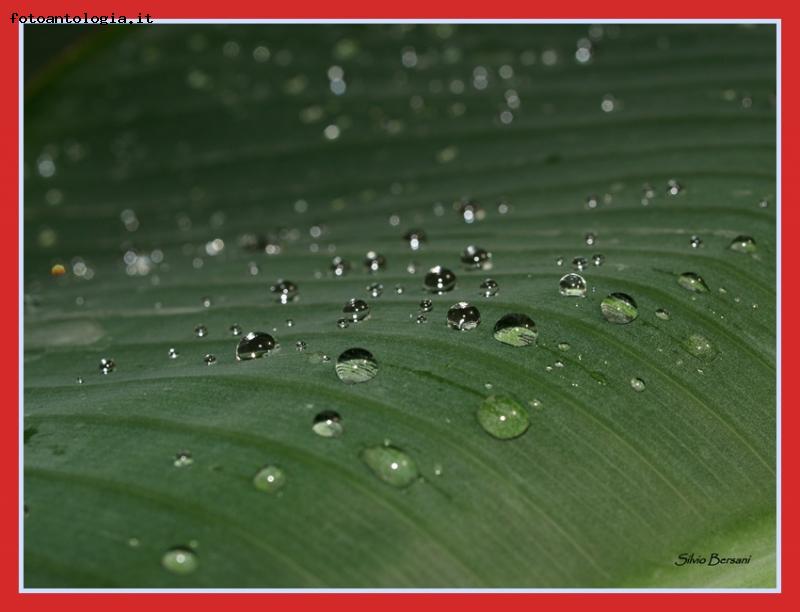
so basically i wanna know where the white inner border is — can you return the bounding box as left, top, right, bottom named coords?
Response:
left=18, top=18, right=782, bottom=595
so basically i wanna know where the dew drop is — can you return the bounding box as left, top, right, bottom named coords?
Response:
left=655, top=308, right=671, bottom=320
left=335, top=348, right=378, bottom=383
left=76, top=376, right=84, bottom=384
left=203, top=354, right=217, bottom=365
left=492, top=313, right=537, bottom=347
left=271, top=279, right=298, bottom=304
left=394, top=284, right=405, bottom=295
left=477, top=395, right=530, bottom=440
left=194, top=325, right=208, bottom=338
left=403, top=229, right=427, bottom=251
left=342, top=298, right=370, bottom=322
left=201, top=296, right=212, bottom=308
left=729, top=235, right=757, bottom=253
left=99, top=357, right=115, bottom=374
left=479, top=278, right=499, bottom=297
left=592, top=253, right=605, bottom=266
left=667, top=179, right=683, bottom=196
left=446, top=302, right=481, bottom=331
left=168, top=347, right=179, bottom=359
left=337, top=318, right=349, bottom=329
left=584, top=232, right=596, bottom=246
left=173, top=450, right=193, bottom=467
left=678, top=272, right=709, bottom=293
left=236, top=331, right=276, bottom=360
left=361, top=445, right=418, bottom=488
left=689, top=235, right=703, bottom=249
left=229, top=323, right=242, bottom=336
left=253, top=465, right=286, bottom=493
left=415, top=314, right=427, bottom=324
left=312, top=411, right=343, bottom=438
left=424, top=265, right=457, bottom=293
left=330, top=256, right=351, bottom=277
left=460, top=245, right=492, bottom=270
left=559, top=273, right=587, bottom=297
left=295, top=340, right=307, bottom=352
left=366, top=282, right=384, bottom=298
left=364, top=251, right=386, bottom=272
left=162, top=547, right=198, bottom=575
left=600, top=293, right=638, bottom=324
left=558, top=342, right=571, bottom=351
left=630, top=377, right=646, bottom=392
left=419, top=299, right=433, bottom=312
left=457, top=199, right=484, bottom=224
left=685, top=333, right=716, bottom=360
left=572, top=256, right=588, bottom=271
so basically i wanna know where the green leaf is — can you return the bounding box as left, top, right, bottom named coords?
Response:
left=24, top=23, right=776, bottom=588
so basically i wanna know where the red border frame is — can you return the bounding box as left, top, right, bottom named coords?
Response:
left=5, top=2, right=791, bottom=609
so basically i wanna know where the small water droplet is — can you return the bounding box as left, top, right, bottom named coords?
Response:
left=253, top=465, right=286, bottom=493
left=203, top=354, right=217, bottom=365
left=423, top=266, right=457, bottom=293
left=337, top=318, right=350, bottom=329
left=689, top=235, right=703, bottom=249
left=76, top=376, right=84, bottom=384
left=415, top=314, right=427, bottom=324
left=361, top=445, right=419, bottom=488
left=592, top=253, right=605, bottom=266
left=584, top=232, right=596, bottom=246
left=403, top=229, right=427, bottom=251
left=572, top=256, right=588, bottom=271
left=168, top=348, right=179, bottom=359
left=446, top=302, right=481, bottom=331
left=685, top=333, right=716, bottom=360
left=460, top=245, right=492, bottom=270
left=271, top=279, right=298, bottom=304
left=162, top=547, right=198, bottom=575
left=174, top=450, right=193, bottom=467
left=99, top=357, right=115, bottom=374
left=555, top=257, right=564, bottom=266
left=667, top=179, right=683, bottom=196
left=492, top=313, right=537, bottom=347
left=558, top=342, right=571, bottom=351
left=479, top=278, right=499, bottom=298
left=201, top=296, right=212, bottom=308
left=419, top=299, right=433, bottom=312
left=559, top=273, right=587, bottom=297
left=236, top=331, right=276, bottom=360
left=366, top=282, right=384, bottom=298
left=585, top=194, right=599, bottom=209
left=194, top=325, right=208, bottom=338
left=394, top=284, right=405, bottom=295
left=457, top=199, right=484, bottom=223
left=433, top=463, right=443, bottom=476
left=312, top=411, right=343, bottom=438
left=678, top=272, right=709, bottom=293
left=630, top=377, right=646, bottom=392
left=655, top=308, right=671, bottom=320
left=335, top=348, right=378, bottom=383
left=729, top=235, right=757, bottom=253
left=477, top=395, right=530, bottom=440
left=295, top=340, right=307, bottom=351
left=229, top=323, right=242, bottom=336
left=600, top=293, right=638, bottom=324
left=343, top=298, right=370, bottom=322
left=364, top=251, right=386, bottom=272
left=330, top=256, right=351, bottom=277
left=128, top=537, right=140, bottom=548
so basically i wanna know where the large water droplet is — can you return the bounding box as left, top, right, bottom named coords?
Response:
left=271, top=279, right=298, bottom=304
left=559, top=273, right=587, bottom=297
left=685, top=333, right=716, bottom=360
left=477, top=395, right=530, bottom=440
left=729, top=235, right=757, bottom=253
left=312, top=411, right=343, bottom=438
left=361, top=445, right=418, bottom=488
left=446, top=302, right=481, bottom=331
left=678, top=272, right=709, bottom=293
left=424, top=265, right=457, bottom=293
left=236, top=331, right=276, bottom=360
left=600, top=293, right=638, bottom=324
left=253, top=465, right=286, bottom=493
left=342, top=298, right=370, bottom=322
left=479, top=278, right=499, bottom=297
left=460, top=245, right=492, bottom=270
left=162, top=547, right=198, bottom=575
left=493, top=313, right=538, bottom=347
left=403, top=229, right=427, bottom=250
left=364, top=251, right=386, bottom=272
left=335, top=348, right=378, bottom=383
left=99, top=357, right=115, bottom=374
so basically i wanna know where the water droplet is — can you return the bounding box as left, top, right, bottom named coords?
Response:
left=162, top=547, right=198, bottom=575
left=678, top=272, right=709, bottom=293
left=460, top=245, right=492, bottom=270
left=424, top=266, right=457, bottom=293
left=366, top=282, right=384, bottom=298
left=203, top=354, right=217, bottom=365
left=685, top=334, right=716, bottom=360
left=479, top=278, right=499, bottom=298
left=729, top=235, right=757, bottom=253
left=128, top=537, right=140, bottom=548
left=168, top=348, right=179, bottom=359
left=584, top=232, right=596, bottom=246
left=236, top=331, right=276, bottom=360
left=586, top=194, right=599, bottom=209
left=343, top=298, right=370, bottom=322
left=403, top=229, right=427, bottom=251
left=555, top=257, right=564, bottom=266
left=394, top=284, right=405, bottom=295
left=271, top=279, right=298, bottom=304
left=174, top=451, right=193, bottom=467
left=419, top=299, right=433, bottom=312
left=194, top=325, right=208, bottom=338
left=364, top=251, right=386, bottom=272
left=689, top=235, right=703, bottom=249
left=655, top=308, right=671, bottom=320
left=330, top=256, right=351, bottom=277
left=446, top=302, right=481, bottom=331
left=201, top=296, right=212, bottom=308
left=667, top=179, right=683, bottom=196
left=559, top=273, right=587, bottom=297
left=592, top=253, right=605, bottom=266
left=229, top=323, right=242, bottom=336
left=76, top=376, right=84, bottom=384
left=433, top=463, right=444, bottom=476
left=312, top=411, right=343, bottom=438
left=477, top=395, right=530, bottom=440
left=336, top=318, right=350, bottom=329
left=335, top=348, right=378, bottom=383
left=361, top=445, right=418, bottom=488
left=99, top=358, right=115, bottom=375
left=457, top=199, right=484, bottom=223
left=572, top=257, right=588, bottom=271
left=295, top=340, right=307, bottom=351
left=600, top=293, right=638, bottom=324
left=558, top=342, right=571, bottom=351
left=630, top=377, right=646, bottom=392
left=492, top=313, right=537, bottom=347
left=253, top=465, right=286, bottom=493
